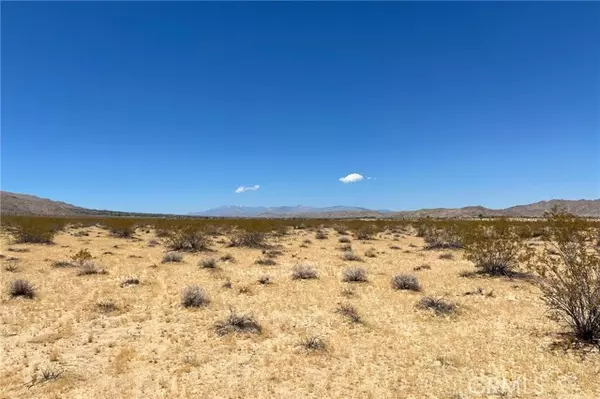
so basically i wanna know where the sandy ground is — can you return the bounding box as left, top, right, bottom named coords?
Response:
left=1, top=226, right=599, bottom=399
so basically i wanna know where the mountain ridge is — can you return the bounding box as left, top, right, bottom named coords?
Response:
left=1, top=190, right=599, bottom=218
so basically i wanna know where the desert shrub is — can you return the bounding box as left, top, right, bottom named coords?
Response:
left=11, top=218, right=62, bottom=244
left=338, top=244, right=352, bottom=252
left=148, top=239, right=160, bottom=247
left=162, top=252, right=183, bottom=263
left=221, top=280, right=232, bottom=289
left=315, top=230, right=328, bottom=240
left=71, top=248, right=92, bottom=267
left=413, top=264, right=431, bottom=271
left=181, top=286, right=210, bottom=308
left=341, top=287, right=356, bottom=297
left=263, top=249, right=283, bottom=259
left=229, top=231, right=267, bottom=248
left=300, top=336, right=326, bottom=351
left=9, top=279, right=35, bottom=298
left=391, top=274, right=422, bottom=291
left=463, top=221, right=532, bottom=276
left=335, top=303, right=362, bottom=323
left=255, top=258, right=276, bottom=266
left=439, top=253, right=454, bottom=260
left=121, top=277, right=140, bottom=287
left=77, top=262, right=106, bottom=275
left=97, top=300, right=118, bottom=312
left=199, top=258, right=217, bottom=269
left=364, top=248, right=377, bottom=258
left=215, top=309, right=261, bottom=335
left=166, top=227, right=210, bottom=252
left=220, top=253, right=235, bottom=262
left=342, top=250, right=362, bottom=261
left=52, top=260, right=73, bottom=268
left=4, top=261, right=19, bottom=272
left=108, top=220, right=136, bottom=238
left=417, top=297, right=457, bottom=316
left=292, top=264, right=318, bottom=280
left=302, top=239, right=312, bottom=245
left=238, top=285, right=252, bottom=294
left=423, top=224, right=463, bottom=249
left=530, top=209, right=600, bottom=343
left=342, top=267, right=367, bottom=282
left=258, top=275, right=272, bottom=285
left=338, top=236, right=351, bottom=244
left=353, top=226, right=376, bottom=240
left=389, top=245, right=401, bottom=250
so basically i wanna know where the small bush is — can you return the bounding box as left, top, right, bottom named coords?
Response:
left=97, top=300, right=118, bottom=313
left=389, top=245, right=401, bottom=250
left=341, top=287, right=356, bottom=297
left=181, top=286, right=210, bottom=308
left=108, top=221, right=136, bottom=238
left=255, top=258, right=276, bottom=266
left=121, top=277, right=140, bottom=287
left=413, top=264, right=431, bottom=271
left=52, top=260, right=74, bottom=268
left=9, top=279, right=35, bottom=298
left=391, top=274, right=422, bottom=291
left=71, top=249, right=92, bottom=267
left=148, top=239, right=160, bottom=247
left=422, top=224, right=463, bottom=249
left=258, top=275, right=272, bottom=285
left=166, top=227, right=210, bottom=252
left=199, top=258, right=218, bottom=269
left=342, top=267, right=367, bottom=282
left=336, top=303, right=361, bottom=323
left=4, top=261, right=19, bottom=272
left=339, top=244, right=352, bottom=252
left=229, top=231, right=267, bottom=248
left=439, top=253, right=454, bottom=260
left=12, top=219, right=60, bottom=244
left=364, top=249, right=377, bottom=258
left=299, top=336, right=326, bottom=351
left=417, top=297, right=457, bottom=316
left=292, top=264, right=318, bottom=280
left=215, top=309, right=261, bottom=335
left=315, top=230, right=328, bottom=240
left=77, top=262, right=106, bottom=276
left=338, top=236, right=351, bottom=243
left=220, top=253, right=235, bottom=262
left=342, top=250, right=362, bottom=261
left=162, top=252, right=183, bottom=263
left=302, top=239, right=312, bottom=245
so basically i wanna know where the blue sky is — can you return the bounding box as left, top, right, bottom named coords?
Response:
left=2, top=2, right=599, bottom=214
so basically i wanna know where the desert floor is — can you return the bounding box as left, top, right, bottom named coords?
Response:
left=1, top=226, right=599, bottom=399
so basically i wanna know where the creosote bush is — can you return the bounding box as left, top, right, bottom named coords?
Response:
left=181, top=286, right=210, bottom=308
left=10, top=218, right=62, bottom=244
left=9, top=279, right=36, bottom=299
left=71, top=248, right=92, bottom=267
left=292, top=264, right=318, bottom=280
left=215, top=309, right=261, bottom=335
left=531, top=208, right=600, bottom=344
left=463, top=221, right=532, bottom=276
left=342, top=267, right=367, bottom=282
left=229, top=231, right=267, bottom=248
left=166, top=227, right=210, bottom=252
left=391, top=274, right=422, bottom=291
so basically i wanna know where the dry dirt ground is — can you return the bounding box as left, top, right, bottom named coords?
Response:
left=1, top=226, right=599, bottom=399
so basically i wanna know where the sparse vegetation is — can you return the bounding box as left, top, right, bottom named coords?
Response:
left=215, top=309, right=261, bottom=335
left=258, top=275, right=272, bottom=285
left=255, top=258, right=276, bottom=266
left=199, top=257, right=218, bottom=269
left=417, top=297, right=457, bottom=316
left=181, top=286, right=210, bottom=308
left=315, top=230, right=328, bottom=240
left=77, top=262, right=106, bottom=276
left=121, top=277, right=140, bottom=287
left=299, top=336, right=326, bottom=351
left=162, top=252, right=183, bottom=263
left=342, top=267, right=367, bottom=282
left=292, top=264, right=318, bottom=280
left=336, top=303, right=362, bottom=323
left=9, top=279, right=36, bottom=298
left=229, top=231, right=267, bottom=248
left=338, top=236, right=351, bottom=243
left=364, top=248, right=377, bottom=258
left=97, top=300, right=118, bottom=312
left=166, top=227, right=210, bottom=252
left=391, top=274, right=421, bottom=291
left=342, top=250, right=362, bottom=261
left=71, top=248, right=92, bottom=267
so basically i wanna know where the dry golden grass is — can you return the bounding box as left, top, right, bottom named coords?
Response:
left=1, top=226, right=599, bottom=398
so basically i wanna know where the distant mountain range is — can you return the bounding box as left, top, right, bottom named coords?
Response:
left=1, top=190, right=599, bottom=219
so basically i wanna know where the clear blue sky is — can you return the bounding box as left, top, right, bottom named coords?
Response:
left=2, top=2, right=599, bottom=214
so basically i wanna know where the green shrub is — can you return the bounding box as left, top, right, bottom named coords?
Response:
left=166, top=227, right=210, bottom=252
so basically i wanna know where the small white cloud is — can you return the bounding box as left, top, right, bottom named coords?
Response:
left=339, top=173, right=364, bottom=184
left=366, top=177, right=377, bottom=180
left=235, top=184, right=260, bottom=193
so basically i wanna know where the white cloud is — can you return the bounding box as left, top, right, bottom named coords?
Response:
left=235, top=184, right=260, bottom=193
left=339, top=173, right=364, bottom=184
